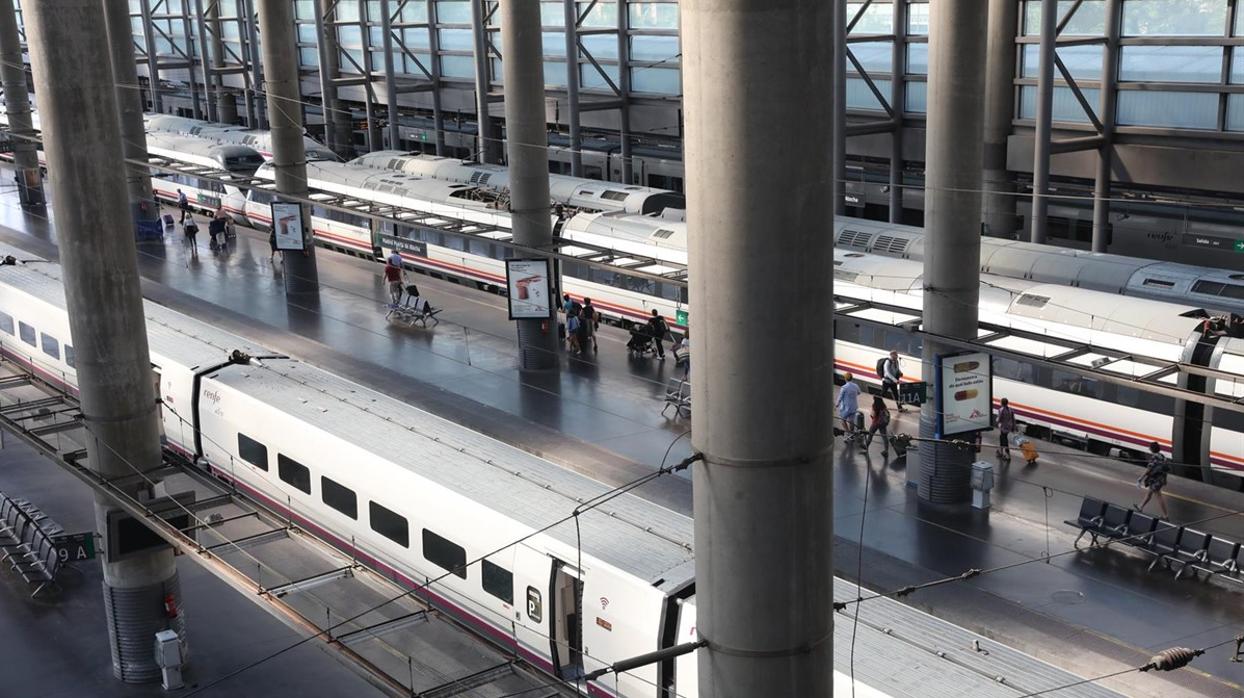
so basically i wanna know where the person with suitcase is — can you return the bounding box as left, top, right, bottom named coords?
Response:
left=836, top=372, right=862, bottom=443
left=996, top=397, right=1016, bottom=461
left=865, top=395, right=891, bottom=458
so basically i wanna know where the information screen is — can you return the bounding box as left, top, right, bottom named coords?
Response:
left=270, top=201, right=306, bottom=251
left=505, top=259, right=554, bottom=319
left=938, top=351, right=992, bottom=436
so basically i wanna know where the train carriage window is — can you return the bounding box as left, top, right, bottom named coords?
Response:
left=1192, top=281, right=1225, bottom=296
left=601, top=190, right=629, bottom=202
left=1213, top=407, right=1244, bottom=433
left=277, top=454, right=312, bottom=494
left=1117, top=386, right=1141, bottom=407
left=369, top=502, right=409, bottom=547
left=993, top=357, right=1023, bottom=381
left=422, top=528, right=467, bottom=579
left=18, top=321, right=35, bottom=346
left=320, top=476, right=358, bottom=519
left=1142, top=278, right=1176, bottom=289
left=482, top=559, right=514, bottom=604
left=40, top=333, right=59, bottom=360
left=64, top=345, right=76, bottom=369
left=238, top=434, right=268, bottom=470
left=0, top=310, right=12, bottom=335
left=1219, top=284, right=1244, bottom=300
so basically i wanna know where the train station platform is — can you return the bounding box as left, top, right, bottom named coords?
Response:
left=0, top=181, right=1241, bottom=696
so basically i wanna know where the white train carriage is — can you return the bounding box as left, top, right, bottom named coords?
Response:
left=350, top=151, right=686, bottom=215
left=831, top=252, right=1244, bottom=476
left=834, top=216, right=1244, bottom=317
left=146, top=132, right=265, bottom=220
left=145, top=113, right=338, bottom=163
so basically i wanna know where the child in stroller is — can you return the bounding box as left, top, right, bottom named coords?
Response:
left=627, top=325, right=657, bottom=356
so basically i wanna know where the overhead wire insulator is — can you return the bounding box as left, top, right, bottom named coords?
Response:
left=1142, top=647, right=1202, bottom=672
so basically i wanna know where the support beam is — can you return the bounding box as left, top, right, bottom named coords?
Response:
left=244, top=0, right=265, bottom=128
left=983, top=0, right=1020, bottom=239
left=426, top=0, right=447, bottom=156
left=138, top=0, right=162, bottom=113
left=499, top=0, right=559, bottom=371
left=683, top=0, right=833, bottom=695
left=380, top=0, right=401, bottom=149
left=0, top=0, right=43, bottom=207
left=24, top=0, right=182, bottom=682
left=358, top=0, right=382, bottom=151
left=616, top=0, right=633, bottom=184
left=1091, top=0, right=1123, bottom=252
left=563, top=0, right=583, bottom=177
left=180, top=3, right=203, bottom=119
left=194, top=0, right=216, bottom=121
left=471, top=0, right=500, bottom=163
left=103, top=0, right=161, bottom=238
left=833, top=0, right=847, bottom=215
left=256, top=0, right=319, bottom=294
left=315, top=0, right=352, bottom=157
left=1029, top=0, right=1058, bottom=244
left=889, top=0, right=906, bottom=223
left=920, top=0, right=988, bottom=504
left=1050, top=134, right=1104, bottom=154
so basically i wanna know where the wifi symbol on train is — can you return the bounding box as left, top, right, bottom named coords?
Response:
left=600, top=597, right=610, bottom=610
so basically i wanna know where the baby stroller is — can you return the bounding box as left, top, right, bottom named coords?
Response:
left=627, top=327, right=657, bottom=357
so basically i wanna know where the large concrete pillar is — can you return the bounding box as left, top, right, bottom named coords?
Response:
left=471, top=0, right=501, bottom=163
left=315, top=0, right=353, bottom=157
left=103, top=0, right=161, bottom=238
left=500, top=0, right=559, bottom=371
left=684, top=1, right=833, bottom=696
left=1029, top=0, right=1057, bottom=244
left=918, top=0, right=988, bottom=504
left=24, top=0, right=182, bottom=682
left=256, top=0, right=319, bottom=294
left=208, top=0, right=239, bottom=124
left=1091, top=0, right=1123, bottom=253
left=982, top=0, right=1019, bottom=238
left=0, top=0, right=43, bottom=207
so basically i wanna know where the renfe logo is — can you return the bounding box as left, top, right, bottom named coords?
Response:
left=202, top=389, right=221, bottom=405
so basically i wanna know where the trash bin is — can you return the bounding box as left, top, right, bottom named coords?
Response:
left=970, top=461, right=995, bottom=510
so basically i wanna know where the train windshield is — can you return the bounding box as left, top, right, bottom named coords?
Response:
left=224, top=153, right=266, bottom=174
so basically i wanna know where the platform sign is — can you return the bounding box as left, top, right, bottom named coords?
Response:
left=505, top=259, right=554, bottom=319
left=270, top=201, right=306, bottom=252
left=937, top=352, right=992, bottom=437
left=898, top=381, right=927, bottom=407
left=675, top=308, right=689, bottom=326
left=52, top=532, right=96, bottom=562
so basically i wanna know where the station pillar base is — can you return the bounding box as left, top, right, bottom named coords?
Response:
left=916, top=411, right=974, bottom=505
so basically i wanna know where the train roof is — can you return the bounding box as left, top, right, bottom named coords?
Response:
left=208, top=361, right=696, bottom=589
left=0, top=249, right=269, bottom=368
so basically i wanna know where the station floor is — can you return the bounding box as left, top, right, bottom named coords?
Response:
left=1, top=183, right=1243, bottom=696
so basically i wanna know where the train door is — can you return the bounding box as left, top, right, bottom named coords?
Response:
left=1172, top=333, right=1218, bottom=481
left=151, top=365, right=166, bottom=443
left=549, top=561, right=584, bottom=679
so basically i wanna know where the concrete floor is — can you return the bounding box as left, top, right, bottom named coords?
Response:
left=0, top=184, right=1242, bottom=695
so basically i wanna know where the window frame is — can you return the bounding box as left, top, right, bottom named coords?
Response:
left=237, top=433, right=269, bottom=471
left=422, top=528, right=468, bottom=579
left=277, top=453, right=312, bottom=494
left=320, top=476, right=358, bottom=520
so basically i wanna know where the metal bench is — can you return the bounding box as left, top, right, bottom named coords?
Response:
left=1188, top=537, right=1240, bottom=581
left=0, top=490, right=66, bottom=596
left=1065, top=497, right=1107, bottom=547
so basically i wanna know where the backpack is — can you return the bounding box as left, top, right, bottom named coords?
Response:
left=876, top=358, right=887, bottom=379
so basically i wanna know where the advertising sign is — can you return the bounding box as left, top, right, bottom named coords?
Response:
left=938, top=352, right=992, bottom=436
left=505, top=259, right=554, bottom=319
left=270, top=201, right=306, bottom=251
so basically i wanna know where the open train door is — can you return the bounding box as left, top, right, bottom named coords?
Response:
left=549, top=561, right=583, bottom=680
left=1171, top=332, right=1218, bottom=482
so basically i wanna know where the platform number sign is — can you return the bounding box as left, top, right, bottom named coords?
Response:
left=526, top=586, right=542, bottom=623
left=53, top=532, right=97, bottom=562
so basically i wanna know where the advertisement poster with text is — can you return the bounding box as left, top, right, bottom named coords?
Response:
left=271, top=202, right=305, bottom=251
left=939, top=352, right=992, bottom=435
left=506, top=259, right=553, bottom=319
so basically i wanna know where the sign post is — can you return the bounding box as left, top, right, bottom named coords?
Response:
left=52, top=532, right=97, bottom=562
left=505, top=259, right=554, bottom=319
left=270, top=201, right=306, bottom=252
left=936, top=351, right=993, bottom=437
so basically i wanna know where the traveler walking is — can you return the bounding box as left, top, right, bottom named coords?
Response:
left=836, top=372, right=862, bottom=442
left=566, top=309, right=582, bottom=354
left=183, top=215, right=199, bottom=256
left=1135, top=442, right=1171, bottom=519
left=208, top=212, right=226, bottom=250
left=648, top=309, right=670, bottom=359
left=996, top=397, right=1016, bottom=461
left=878, top=350, right=904, bottom=411
left=177, top=189, right=190, bottom=222
left=383, top=257, right=404, bottom=305
left=581, top=298, right=599, bottom=353
left=268, top=229, right=279, bottom=260
left=864, top=395, right=891, bottom=457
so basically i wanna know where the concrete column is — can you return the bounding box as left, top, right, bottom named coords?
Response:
left=833, top=0, right=847, bottom=216
left=919, top=0, right=988, bottom=504
left=208, top=0, right=239, bottom=124
left=379, top=0, right=401, bottom=149
left=563, top=0, right=582, bottom=177
left=500, top=0, right=559, bottom=371
left=315, top=0, right=352, bottom=157
left=103, top=0, right=161, bottom=238
left=256, top=0, right=319, bottom=294
left=616, top=0, right=633, bottom=184
left=24, top=0, right=182, bottom=683
left=471, top=0, right=500, bottom=163
left=1091, top=0, right=1123, bottom=252
left=138, top=0, right=162, bottom=113
left=0, top=0, right=43, bottom=207
left=982, top=0, right=1019, bottom=238
left=889, top=0, right=906, bottom=223
left=1029, top=0, right=1057, bottom=244
left=684, top=1, right=833, bottom=696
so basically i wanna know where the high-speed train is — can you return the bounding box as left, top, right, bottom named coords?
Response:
left=0, top=245, right=913, bottom=698
left=145, top=132, right=264, bottom=214
left=350, top=151, right=686, bottom=216
left=834, top=217, right=1244, bottom=316
left=145, top=114, right=339, bottom=163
